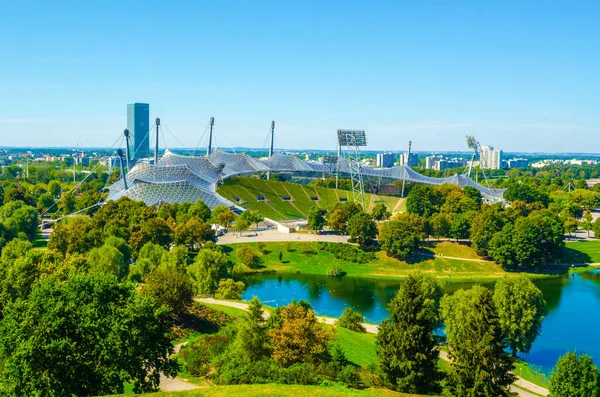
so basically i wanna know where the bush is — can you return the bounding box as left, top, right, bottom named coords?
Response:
left=335, top=308, right=366, bottom=332
left=180, top=330, right=234, bottom=376
left=358, top=364, right=384, bottom=388
left=300, top=242, right=316, bottom=255
left=326, top=263, right=345, bottom=277
left=286, top=242, right=295, bottom=252
left=214, top=278, right=245, bottom=300
left=318, top=242, right=375, bottom=263
left=236, top=245, right=261, bottom=268
left=338, top=365, right=362, bottom=388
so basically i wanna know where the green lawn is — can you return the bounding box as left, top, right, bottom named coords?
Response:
left=201, top=303, right=248, bottom=319
left=513, top=360, right=550, bottom=389
left=225, top=241, right=520, bottom=282
left=562, top=240, right=600, bottom=263
left=335, top=327, right=378, bottom=367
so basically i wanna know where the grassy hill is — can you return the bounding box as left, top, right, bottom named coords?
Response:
left=218, top=177, right=405, bottom=220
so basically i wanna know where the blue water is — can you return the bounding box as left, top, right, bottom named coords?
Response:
left=242, top=270, right=600, bottom=374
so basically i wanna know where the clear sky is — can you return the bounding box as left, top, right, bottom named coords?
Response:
left=1, top=0, right=599, bottom=152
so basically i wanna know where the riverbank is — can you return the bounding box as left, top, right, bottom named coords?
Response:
left=197, top=298, right=548, bottom=397
left=223, top=241, right=592, bottom=283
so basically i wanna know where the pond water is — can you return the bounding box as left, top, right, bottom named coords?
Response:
left=242, top=270, right=600, bottom=374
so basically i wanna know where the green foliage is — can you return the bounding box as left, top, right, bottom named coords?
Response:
left=142, top=265, right=194, bottom=316
left=317, top=242, right=375, bottom=263
left=463, top=186, right=483, bottom=206
left=307, top=207, right=326, bottom=230
left=549, top=352, right=600, bottom=397
left=504, top=182, right=549, bottom=206
left=347, top=212, right=377, bottom=248
left=129, top=217, right=173, bottom=255
left=336, top=308, right=366, bottom=333
left=48, top=215, right=102, bottom=256
left=0, top=274, right=178, bottom=396
left=494, top=277, right=548, bottom=355
left=87, top=244, right=127, bottom=279
left=377, top=273, right=442, bottom=394
left=104, top=235, right=132, bottom=265
left=326, top=263, right=345, bottom=277
left=406, top=184, right=443, bottom=218
left=174, top=218, right=215, bottom=250
left=232, top=296, right=271, bottom=362
left=240, top=209, right=264, bottom=228
left=214, top=278, right=246, bottom=300
left=371, top=202, right=391, bottom=221
left=326, top=202, right=362, bottom=233
left=188, top=248, right=229, bottom=294
left=236, top=245, right=261, bottom=268
left=581, top=210, right=594, bottom=236
left=0, top=201, right=39, bottom=241
left=128, top=242, right=167, bottom=282
left=441, top=285, right=514, bottom=397
left=379, top=214, right=424, bottom=259
left=470, top=209, right=504, bottom=257
left=594, top=219, right=600, bottom=240
left=180, top=330, right=234, bottom=377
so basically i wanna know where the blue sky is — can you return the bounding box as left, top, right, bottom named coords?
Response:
left=1, top=1, right=599, bottom=152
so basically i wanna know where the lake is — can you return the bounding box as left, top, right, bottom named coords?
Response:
left=242, top=270, right=600, bottom=374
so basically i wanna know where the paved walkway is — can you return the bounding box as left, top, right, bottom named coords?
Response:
left=159, top=342, right=201, bottom=391
left=216, top=229, right=349, bottom=244
left=198, top=298, right=548, bottom=397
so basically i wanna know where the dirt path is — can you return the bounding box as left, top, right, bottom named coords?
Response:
left=198, top=298, right=548, bottom=397
left=216, top=229, right=350, bottom=244
left=159, top=342, right=201, bottom=391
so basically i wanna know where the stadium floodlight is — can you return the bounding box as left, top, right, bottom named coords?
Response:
left=466, top=135, right=477, bottom=149
left=337, top=130, right=367, bottom=147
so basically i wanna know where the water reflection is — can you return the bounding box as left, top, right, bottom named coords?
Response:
left=243, top=270, right=600, bottom=373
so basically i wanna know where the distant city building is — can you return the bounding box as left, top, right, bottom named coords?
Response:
left=425, top=155, right=466, bottom=171
left=376, top=152, right=395, bottom=168
left=507, top=158, right=528, bottom=169
left=127, top=103, right=150, bottom=159
left=480, top=145, right=502, bottom=169
left=399, top=152, right=418, bottom=167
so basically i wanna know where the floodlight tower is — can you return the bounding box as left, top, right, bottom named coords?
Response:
left=117, top=149, right=128, bottom=190
left=465, top=135, right=493, bottom=196
left=337, top=129, right=367, bottom=210
left=267, top=121, right=275, bottom=180
left=123, top=129, right=131, bottom=173
left=401, top=140, right=412, bottom=198
left=207, top=117, right=215, bottom=156
left=154, top=118, right=160, bottom=165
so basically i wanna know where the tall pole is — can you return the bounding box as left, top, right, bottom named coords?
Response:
left=401, top=140, right=412, bottom=198
left=267, top=120, right=275, bottom=180
left=207, top=117, right=214, bottom=156
left=154, top=117, right=160, bottom=164
left=117, top=149, right=128, bottom=190
left=123, top=129, right=131, bottom=172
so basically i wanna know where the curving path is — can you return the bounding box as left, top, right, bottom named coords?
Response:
left=197, top=298, right=548, bottom=397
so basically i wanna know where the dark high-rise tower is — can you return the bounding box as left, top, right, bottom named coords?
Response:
left=127, top=103, right=150, bottom=159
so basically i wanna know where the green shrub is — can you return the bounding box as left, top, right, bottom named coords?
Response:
left=338, top=365, right=362, bottom=388
left=335, top=307, right=366, bottom=332
left=317, top=242, right=375, bottom=263
left=214, top=278, right=245, bottom=300
left=326, top=263, right=345, bottom=277
left=300, top=242, right=316, bottom=255
left=180, top=330, right=234, bottom=376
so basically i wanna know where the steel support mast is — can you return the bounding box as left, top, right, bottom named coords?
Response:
left=154, top=117, right=160, bottom=164
left=267, top=120, right=275, bottom=180
left=337, top=130, right=367, bottom=210
left=401, top=140, right=412, bottom=198
left=207, top=117, right=214, bottom=156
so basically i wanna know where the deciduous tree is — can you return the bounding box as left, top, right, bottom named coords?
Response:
left=549, top=352, right=600, bottom=397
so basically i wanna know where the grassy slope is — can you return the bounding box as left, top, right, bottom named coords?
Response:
left=118, top=385, right=413, bottom=397
left=562, top=240, right=600, bottom=263
left=218, top=177, right=404, bottom=220
left=226, top=241, right=514, bottom=282
left=335, top=327, right=378, bottom=367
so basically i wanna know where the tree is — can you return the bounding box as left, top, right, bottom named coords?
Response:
left=0, top=274, right=178, bottom=396
left=429, top=212, right=452, bottom=239
left=564, top=216, right=579, bottom=237
left=493, top=277, right=548, bottom=356
left=174, top=219, right=215, bottom=250
left=48, top=215, right=102, bottom=256
left=504, top=183, right=549, bottom=206
left=582, top=210, right=594, bottom=237
left=240, top=210, right=264, bottom=229
left=327, top=208, right=347, bottom=233
left=128, top=243, right=167, bottom=282
left=371, top=202, right=391, bottom=221
left=187, top=248, right=229, bottom=294
left=441, top=285, right=514, bottom=397
left=211, top=205, right=234, bottom=227
left=142, top=265, right=194, bottom=316
left=236, top=245, right=261, bottom=268
left=36, top=192, right=55, bottom=213
left=379, top=215, right=423, bottom=259
left=47, top=180, right=61, bottom=197
left=214, top=278, right=245, bottom=300
left=129, top=217, right=173, bottom=255
left=336, top=307, right=366, bottom=332
left=377, top=273, right=442, bottom=394
left=307, top=207, right=326, bottom=230
left=470, top=210, right=504, bottom=257
left=104, top=236, right=132, bottom=265
left=233, top=216, right=251, bottom=234
left=594, top=219, right=600, bottom=240
left=549, top=352, right=600, bottom=397
left=463, top=186, right=483, bottom=206
left=270, top=303, right=333, bottom=366
left=188, top=200, right=211, bottom=222
left=406, top=184, right=443, bottom=218
left=449, top=213, right=471, bottom=240
left=347, top=212, right=377, bottom=248
left=233, top=296, right=270, bottom=361
left=87, top=245, right=127, bottom=279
